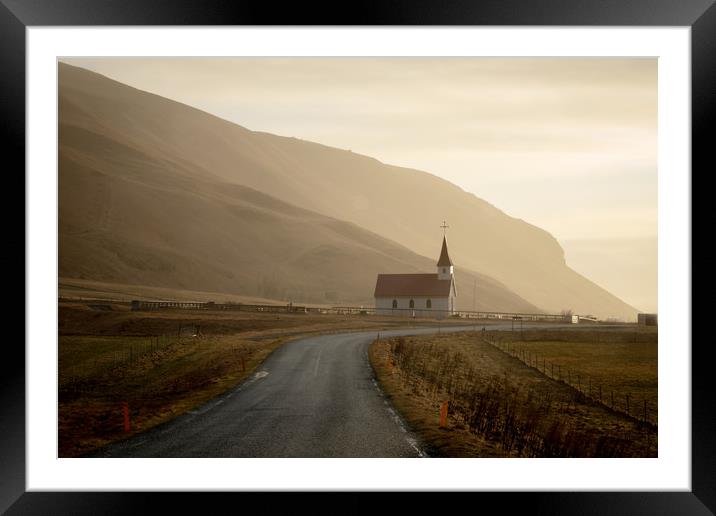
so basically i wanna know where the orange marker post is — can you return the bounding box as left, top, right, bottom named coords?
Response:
left=439, top=400, right=449, bottom=428
left=122, top=401, right=130, bottom=433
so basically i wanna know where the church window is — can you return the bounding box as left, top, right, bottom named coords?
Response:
left=426, top=299, right=432, bottom=309
left=409, top=299, right=415, bottom=309
left=392, top=299, right=397, bottom=309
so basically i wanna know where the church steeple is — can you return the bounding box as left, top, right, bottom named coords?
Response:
left=437, top=236, right=452, bottom=267
left=437, top=235, right=454, bottom=280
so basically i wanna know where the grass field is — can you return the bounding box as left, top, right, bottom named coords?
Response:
left=369, top=327, right=657, bottom=458
left=58, top=277, right=310, bottom=306
left=486, top=328, right=657, bottom=423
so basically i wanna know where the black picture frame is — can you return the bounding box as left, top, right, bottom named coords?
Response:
left=6, top=0, right=709, bottom=513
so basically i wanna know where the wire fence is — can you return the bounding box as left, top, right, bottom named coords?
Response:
left=482, top=333, right=657, bottom=428
left=59, top=326, right=220, bottom=397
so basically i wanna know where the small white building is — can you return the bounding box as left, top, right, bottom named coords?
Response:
left=374, top=236, right=457, bottom=319
left=637, top=313, right=658, bottom=326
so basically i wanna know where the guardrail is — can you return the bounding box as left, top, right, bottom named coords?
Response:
left=129, top=300, right=579, bottom=322
left=330, top=306, right=570, bottom=322
left=130, top=300, right=314, bottom=313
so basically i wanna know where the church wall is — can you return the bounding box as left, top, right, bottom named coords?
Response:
left=375, top=296, right=453, bottom=319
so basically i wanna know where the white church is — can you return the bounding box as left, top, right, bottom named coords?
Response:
left=373, top=234, right=457, bottom=319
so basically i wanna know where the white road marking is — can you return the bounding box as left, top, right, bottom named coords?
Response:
left=407, top=437, right=426, bottom=457
left=314, top=349, right=322, bottom=377
left=254, top=371, right=269, bottom=380
left=371, top=363, right=426, bottom=458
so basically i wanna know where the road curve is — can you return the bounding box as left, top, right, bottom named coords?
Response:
left=91, top=324, right=508, bottom=458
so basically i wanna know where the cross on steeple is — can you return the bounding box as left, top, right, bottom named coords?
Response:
left=440, top=221, right=449, bottom=236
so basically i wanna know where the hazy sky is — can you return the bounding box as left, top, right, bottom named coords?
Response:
left=63, top=58, right=657, bottom=312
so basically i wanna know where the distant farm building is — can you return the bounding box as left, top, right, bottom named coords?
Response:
left=374, top=235, right=457, bottom=319
left=638, top=313, right=658, bottom=326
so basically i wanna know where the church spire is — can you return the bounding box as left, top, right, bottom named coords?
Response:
left=437, top=234, right=454, bottom=282
left=437, top=236, right=453, bottom=267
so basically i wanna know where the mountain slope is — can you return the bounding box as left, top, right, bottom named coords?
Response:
left=59, top=109, right=538, bottom=311
left=59, top=62, right=638, bottom=319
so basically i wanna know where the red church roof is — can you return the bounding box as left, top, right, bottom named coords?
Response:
left=374, top=274, right=453, bottom=298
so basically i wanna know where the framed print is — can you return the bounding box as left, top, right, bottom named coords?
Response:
left=6, top=0, right=711, bottom=513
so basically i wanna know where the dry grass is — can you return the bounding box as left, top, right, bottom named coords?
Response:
left=58, top=300, right=468, bottom=337
left=59, top=333, right=286, bottom=457
left=369, top=329, right=657, bottom=458
left=368, top=340, right=508, bottom=457
left=58, top=277, right=333, bottom=306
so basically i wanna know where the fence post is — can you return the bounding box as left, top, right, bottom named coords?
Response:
left=644, top=399, right=647, bottom=422
left=439, top=400, right=449, bottom=428
left=626, top=394, right=630, bottom=416
left=122, top=401, right=130, bottom=432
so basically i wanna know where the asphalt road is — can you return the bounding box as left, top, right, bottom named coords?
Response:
left=91, top=324, right=512, bottom=458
